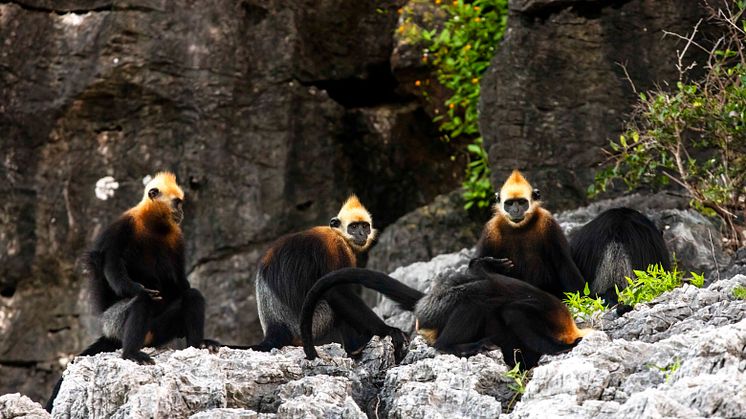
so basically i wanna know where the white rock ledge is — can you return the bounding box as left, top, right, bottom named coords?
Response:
left=5, top=253, right=745, bottom=419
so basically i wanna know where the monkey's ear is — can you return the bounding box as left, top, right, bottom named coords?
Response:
left=148, top=188, right=160, bottom=200
left=532, top=189, right=541, bottom=201
left=329, top=217, right=341, bottom=228
left=495, top=192, right=501, bottom=203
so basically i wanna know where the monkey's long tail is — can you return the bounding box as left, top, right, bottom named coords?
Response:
left=300, top=267, right=424, bottom=359
left=45, top=336, right=121, bottom=412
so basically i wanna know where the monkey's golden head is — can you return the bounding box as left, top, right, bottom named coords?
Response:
left=495, top=170, right=541, bottom=228
left=140, top=171, right=185, bottom=225
left=330, top=195, right=377, bottom=252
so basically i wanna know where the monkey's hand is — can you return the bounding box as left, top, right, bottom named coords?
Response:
left=141, top=288, right=163, bottom=301
left=200, top=339, right=221, bottom=353
left=469, top=257, right=514, bottom=275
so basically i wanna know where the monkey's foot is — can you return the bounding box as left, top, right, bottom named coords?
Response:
left=199, top=339, right=221, bottom=353
left=123, top=350, right=155, bottom=365
left=388, top=327, right=411, bottom=363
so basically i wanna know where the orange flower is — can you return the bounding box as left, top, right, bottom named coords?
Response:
left=415, top=80, right=422, bottom=87
left=474, top=17, right=481, bottom=23
left=474, top=6, right=480, bottom=11
left=398, top=26, right=405, bottom=33
left=449, top=103, right=455, bottom=109
left=452, top=0, right=458, bottom=6
left=435, top=0, right=442, bottom=4
left=471, top=78, right=479, bottom=84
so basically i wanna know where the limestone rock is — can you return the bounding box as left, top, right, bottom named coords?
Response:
left=50, top=336, right=396, bottom=418
left=0, top=393, right=51, bottom=419
left=36, top=246, right=746, bottom=418
left=479, top=0, right=721, bottom=209
left=367, top=190, right=484, bottom=274
left=380, top=347, right=511, bottom=418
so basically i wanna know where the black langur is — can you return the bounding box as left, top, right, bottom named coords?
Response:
left=570, top=207, right=671, bottom=304
left=299, top=257, right=591, bottom=369
left=46, top=172, right=218, bottom=412
left=238, top=195, right=410, bottom=358
left=475, top=170, right=584, bottom=298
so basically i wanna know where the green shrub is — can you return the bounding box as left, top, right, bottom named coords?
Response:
left=590, top=6, right=746, bottom=248
left=504, top=361, right=528, bottom=410
left=648, top=357, right=681, bottom=384
left=403, top=0, right=508, bottom=209
left=615, top=264, right=704, bottom=307
left=563, top=283, right=608, bottom=325
left=733, top=285, right=746, bottom=300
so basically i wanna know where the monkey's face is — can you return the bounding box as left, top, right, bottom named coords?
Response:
left=330, top=217, right=376, bottom=251
left=497, top=170, right=541, bottom=227
left=502, top=197, right=530, bottom=223
left=143, top=172, right=185, bottom=224
left=346, top=221, right=372, bottom=246
left=497, top=192, right=540, bottom=227
left=332, top=195, right=377, bottom=252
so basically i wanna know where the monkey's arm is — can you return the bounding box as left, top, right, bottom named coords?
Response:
left=547, top=222, right=585, bottom=293
left=103, top=249, right=146, bottom=298
left=174, top=246, right=191, bottom=292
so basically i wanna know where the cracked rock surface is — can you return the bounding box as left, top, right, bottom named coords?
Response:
left=3, top=249, right=731, bottom=418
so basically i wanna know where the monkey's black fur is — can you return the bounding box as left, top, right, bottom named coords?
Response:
left=300, top=258, right=587, bottom=369
left=46, top=211, right=216, bottom=412
left=475, top=211, right=585, bottom=299
left=570, top=207, right=671, bottom=304
left=237, top=227, right=409, bottom=358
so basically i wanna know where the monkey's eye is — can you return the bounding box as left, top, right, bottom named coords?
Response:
left=360, top=222, right=371, bottom=234
left=148, top=188, right=160, bottom=199
left=504, top=199, right=528, bottom=207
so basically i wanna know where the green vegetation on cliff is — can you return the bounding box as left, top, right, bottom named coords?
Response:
left=401, top=0, right=508, bottom=209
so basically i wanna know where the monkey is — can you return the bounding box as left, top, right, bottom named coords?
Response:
left=46, top=172, right=218, bottom=412
left=233, top=195, right=410, bottom=359
left=475, top=170, right=584, bottom=298
left=298, top=257, right=591, bottom=369
left=570, top=207, right=671, bottom=305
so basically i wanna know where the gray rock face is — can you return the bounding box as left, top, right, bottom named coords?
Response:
left=367, top=190, right=484, bottom=274
left=0, top=393, right=50, bottom=419
left=49, top=336, right=396, bottom=419
left=9, top=247, right=742, bottom=418
left=0, top=0, right=465, bottom=402
left=381, top=338, right=513, bottom=419
left=479, top=0, right=720, bottom=209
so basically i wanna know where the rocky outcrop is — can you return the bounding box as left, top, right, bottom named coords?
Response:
left=479, top=0, right=721, bottom=209
left=49, top=339, right=396, bottom=418
left=0, top=0, right=465, bottom=402
left=0, top=393, right=50, bottom=419
left=367, top=190, right=484, bottom=273
left=22, top=247, right=743, bottom=418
